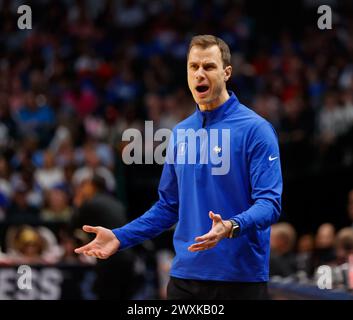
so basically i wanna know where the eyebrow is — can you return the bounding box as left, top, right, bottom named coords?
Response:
left=203, top=62, right=217, bottom=68
left=188, top=61, right=218, bottom=67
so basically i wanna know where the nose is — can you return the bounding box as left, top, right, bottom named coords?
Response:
left=195, top=68, right=205, bottom=80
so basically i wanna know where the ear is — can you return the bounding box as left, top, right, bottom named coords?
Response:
left=224, top=65, right=232, bottom=82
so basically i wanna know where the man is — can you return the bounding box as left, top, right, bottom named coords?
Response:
left=75, top=35, right=283, bottom=300
left=270, top=222, right=297, bottom=277
left=72, top=174, right=127, bottom=230
left=72, top=174, right=139, bottom=300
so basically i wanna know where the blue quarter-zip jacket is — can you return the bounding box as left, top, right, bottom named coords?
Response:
left=113, top=92, right=282, bottom=282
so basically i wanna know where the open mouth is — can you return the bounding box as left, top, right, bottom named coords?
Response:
left=196, top=85, right=209, bottom=93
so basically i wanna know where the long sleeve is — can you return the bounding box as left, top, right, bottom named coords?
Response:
left=113, top=141, right=179, bottom=250
left=231, top=121, right=283, bottom=235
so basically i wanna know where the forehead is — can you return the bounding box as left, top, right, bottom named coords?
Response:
left=188, top=45, right=222, bottom=64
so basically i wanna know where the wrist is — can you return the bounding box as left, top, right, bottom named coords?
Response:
left=223, top=220, right=233, bottom=238
left=227, top=219, right=240, bottom=238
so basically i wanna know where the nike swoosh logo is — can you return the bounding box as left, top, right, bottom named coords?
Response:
left=269, top=156, right=278, bottom=161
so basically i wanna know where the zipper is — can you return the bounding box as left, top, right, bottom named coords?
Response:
left=202, top=115, right=206, bottom=128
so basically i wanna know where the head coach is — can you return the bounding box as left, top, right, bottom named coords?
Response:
left=75, top=35, right=283, bottom=300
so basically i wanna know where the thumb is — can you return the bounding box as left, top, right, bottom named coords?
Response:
left=82, top=225, right=99, bottom=234
left=209, top=211, right=222, bottom=222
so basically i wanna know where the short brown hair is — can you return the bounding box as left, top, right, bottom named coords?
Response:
left=187, top=35, right=231, bottom=68
left=336, top=227, right=353, bottom=251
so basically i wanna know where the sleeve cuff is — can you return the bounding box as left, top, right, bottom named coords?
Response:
left=112, top=228, right=128, bottom=250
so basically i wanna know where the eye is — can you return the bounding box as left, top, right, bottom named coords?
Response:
left=204, top=64, right=216, bottom=71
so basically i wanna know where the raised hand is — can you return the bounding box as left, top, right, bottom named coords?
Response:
left=74, top=225, right=120, bottom=259
left=188, top=211, right=232, bottom=252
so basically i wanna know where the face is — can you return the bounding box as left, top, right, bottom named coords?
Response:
left=297, top=234, right=314, bottom=253
left=43, top=151, right=55, bottom=168
left=48, top=189, right=68, bottom=211
left=74, top=180, right=95, bottom=207
left=315, top=223, right=335, bottom=248
left=187, top=45, right=232, bottom=111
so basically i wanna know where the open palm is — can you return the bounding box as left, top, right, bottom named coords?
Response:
left=74, top=225, right=120, bottom=259
left=188, top=211, right=231, bottom=252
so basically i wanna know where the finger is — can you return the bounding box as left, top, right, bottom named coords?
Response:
left=93, top=250, right=104, bottom=259
left=209, top=211, right=222, bottom=222
left=188, top=240, right=217, bottom=252
left=188, top=239, right=217, bottom=250
left=189, top=245, right=203, bottom=252
left=188, top=242, right=206, bottom=251
left=96, top=251, right=105, bottom=259
left=195, top=232, right=217, bottom=243
left=85, top=250, right=100, bottom=258
left=100, top=253, right=109, bottom=259
left=199, top=241, right=217, bottom=251
left=188, top=244, right=208, bottom=252
left=207, top=241, right=217, bottom=249
left=75, top=242, right=93, bottom=254
left=93, top=250, right=108, bottom=259
left=82, top=225, right=100, bottom=234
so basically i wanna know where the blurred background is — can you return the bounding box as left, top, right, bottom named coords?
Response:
left=0, top=0, right=353, bottom=300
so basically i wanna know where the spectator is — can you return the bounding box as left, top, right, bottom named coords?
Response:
left=2, top=225, right=62, bottom=265
left=6, top=179, right=39, bottom=224
left=34, top=150, right=66, bottom=191
left=0, top=91, right=18, bottom=145
left=40, top=185, right=73, bottom=223
left=72, top=144, right=116, bottom=193
left=15, top=92, right=55, bottom=147
left=311, top=223, right=336, bottom=271
left=270, top=222, right=297, bottom=277
left=71, top=173, right=139, bottom=299
left=0, top=156, right=12, bottom=220
left=335, top=227, right=353, bottom=265
left=295, top=233, right=315, bottom=277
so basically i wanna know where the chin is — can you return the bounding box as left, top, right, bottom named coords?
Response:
left=194, top=95, right=209, bottom=104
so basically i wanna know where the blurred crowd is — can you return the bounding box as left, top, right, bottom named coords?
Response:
left=269, top=189, right=353, bottom=292
left=0, top=0, right=353, bottom=298
left=270, top=191, right=353, bottom=291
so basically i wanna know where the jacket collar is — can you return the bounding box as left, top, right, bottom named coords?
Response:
left=195, top=91, right=239, bottom=126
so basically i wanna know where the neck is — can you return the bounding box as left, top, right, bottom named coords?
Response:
left=199, top=90, right=229, bottom=111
